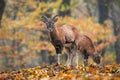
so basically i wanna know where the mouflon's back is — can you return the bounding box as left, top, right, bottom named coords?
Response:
left=76, top=34, right=95, bottom=54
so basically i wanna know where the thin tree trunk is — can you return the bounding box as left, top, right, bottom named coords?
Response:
left=111, top=2, right=120, bottom=63
left=97, top=0, right=110, bottom=56
left=0, top=0, right=6, bottom=28
left=98, top=0, right=109, bottom=24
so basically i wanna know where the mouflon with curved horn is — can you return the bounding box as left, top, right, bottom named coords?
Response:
left=41, top=15, right=80, bottom=66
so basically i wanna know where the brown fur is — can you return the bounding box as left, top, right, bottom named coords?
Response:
left=49, top=25, right=79, bottom=49
left=41, top=15, right=100, bottom=66
left=41, top=15, right=80, bottom=65
left=74, top=34, right=101, bottom=65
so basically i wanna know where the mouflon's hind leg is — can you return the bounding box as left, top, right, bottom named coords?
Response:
left=66, top=53, right=70, bottom=66
left=75, top=53, right=79, bottom=68
left=83, top=51, right=89, bottom=66
left=69, top=53, right=74, bottom=66
left=66, top=48, right=73, bottom=67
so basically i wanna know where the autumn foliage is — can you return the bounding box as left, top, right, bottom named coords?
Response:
left=0, top=0, right=119, bottom=72
left=0, top=64, right=120, bottom=80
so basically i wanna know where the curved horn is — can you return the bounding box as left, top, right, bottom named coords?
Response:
left=52, top=15, right=59, bottom=20
left=41, top=15, right=48, bottom=22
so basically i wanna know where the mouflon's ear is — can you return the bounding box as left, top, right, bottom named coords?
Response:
left=41, top=15, right=48, bottom=23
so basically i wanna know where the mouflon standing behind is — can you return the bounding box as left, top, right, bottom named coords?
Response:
left=72, top=34, right=101, bottom=67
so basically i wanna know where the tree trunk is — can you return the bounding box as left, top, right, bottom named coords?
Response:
left=97, top=0, right=110, bottom=56
left=98, top=0, right=109, bottom=24
left=111, top=2, right=120, bottom=63
left=84, top=0, right=99, bottom=19
left=0, top=0, right=6, bottom=27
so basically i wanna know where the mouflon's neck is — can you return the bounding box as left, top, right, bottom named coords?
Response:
left=48, top=26, right=59, bottom=41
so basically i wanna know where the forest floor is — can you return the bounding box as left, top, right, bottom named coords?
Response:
left=0, top=64, right=120, bottom=80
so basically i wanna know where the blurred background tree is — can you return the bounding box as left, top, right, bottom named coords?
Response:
left=97, top=0, right=110, bottom=56
left=0, top=0, right=6, bottom=27
left=0, top=0, right=119, bottom=71
left=111, top=0, right=120, bottom=63
left=59, top=0, right=71, bottom=16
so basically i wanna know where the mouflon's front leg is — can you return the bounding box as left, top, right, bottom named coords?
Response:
left=57, top=54, right=61, bottom=64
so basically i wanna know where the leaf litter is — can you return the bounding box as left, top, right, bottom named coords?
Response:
left=0, top=64, right=120, bottom=80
